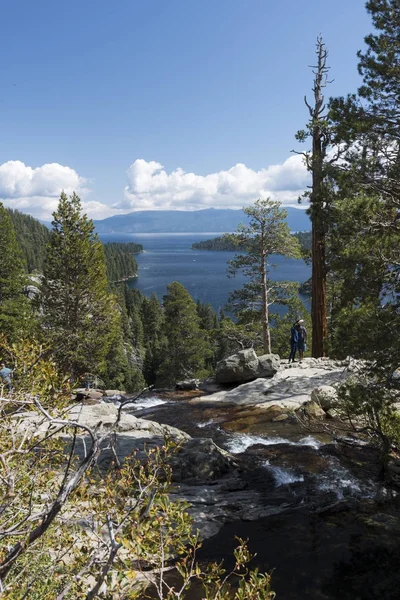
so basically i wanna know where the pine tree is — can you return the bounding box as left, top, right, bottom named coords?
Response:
left=295, top=38, right=337, bottom=358
left=323, top=1, right=400, bottom=465
left=0, top=203, right=32, bottom=341
left=327, top=0, right=400, bottom=363
left=157, top=282, right=212, bottom=385
left=227, top=198, right=300, bottom=354
left=41, top=192, right=119, bottom=380
left=140, top=293, right=166, bottom=385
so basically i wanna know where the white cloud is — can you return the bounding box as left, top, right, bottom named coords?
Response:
left=118, top=155, right=310, bottom=212
left=0, top=156, right=311, bottom=222
left=0, top=160, right=122, bottom=221
left=0, top=161, right=85, bottom=199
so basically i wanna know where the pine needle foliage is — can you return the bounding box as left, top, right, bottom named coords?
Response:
left=0, top=203, right=32, bottom=341
left=41, top=192, right=119, bottom=380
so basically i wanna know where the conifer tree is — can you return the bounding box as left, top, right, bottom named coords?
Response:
left=295, top=38, right=337, bottom=357
left=323, top=1, right=400, bottom=464
left=157, top=282, right=211, bottom=385
left=41, top=192, right=119, bottom=379
left=141, top=293, right=166, bottom=385
left=228, top=199, right=300, bottom=354
left=327, top=0, right=400, bottom=362
left=0, top=203, right=32, bottom=341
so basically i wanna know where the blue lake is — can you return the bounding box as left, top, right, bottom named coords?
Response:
left=99, top=233, right=311, bottom=314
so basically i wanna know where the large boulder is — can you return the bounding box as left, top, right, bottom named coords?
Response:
left=296, top=400, right=326, bottom=420
left=176, top=379, right=200, bottom=391
left=216, top=349, right=279, bottom=384
left=257, top=353, right=281, bottom=377
left=311, top=385, right=338, bottom=411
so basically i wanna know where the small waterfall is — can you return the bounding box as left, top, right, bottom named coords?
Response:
left=264, top=461, right=305, bottom=487
left=225, top=432, right=323, bottom=454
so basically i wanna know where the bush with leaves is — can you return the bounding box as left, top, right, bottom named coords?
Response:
left=0, top=339, right=275, bottom=599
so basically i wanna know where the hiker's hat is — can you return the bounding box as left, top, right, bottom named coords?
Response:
left=298, top=319, right=304, bottom=324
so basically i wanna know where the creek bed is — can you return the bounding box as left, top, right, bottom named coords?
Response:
left=126, top=393, right=400, bottom=599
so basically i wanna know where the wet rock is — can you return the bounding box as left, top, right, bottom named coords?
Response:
left=75, top=390, right=104, bottom=403
left=245, top=442, right=330, bottom=476
left=176, top=379, right=200, bottom=391
left=387, top=458, right=400, bottom=476
left=220, top=404, right=292, bottom=433
left=311, top=385, right=338, bottom=411
left=169, top=438, right=236, bottom=483
left=215, top=349, right=279, bottom=384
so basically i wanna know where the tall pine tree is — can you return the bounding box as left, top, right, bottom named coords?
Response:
left=41, top=192, right=119, bottom=380
left=228, top=199, right=300, bottom=354
left=157, top=282, right=211, bottom=385
left=296, top=38, right=337, bottom=357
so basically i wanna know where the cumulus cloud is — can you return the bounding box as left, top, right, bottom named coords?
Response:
left=118, top=155, right=310, bottom=212
left=0, top=156, right=311, bottom=222
left=0, top=160, right=117, bottom=221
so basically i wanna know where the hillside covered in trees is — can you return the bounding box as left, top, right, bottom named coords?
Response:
left=192, top=231, right=312, bottom=253
left=7, top=208, right=142, bottom=283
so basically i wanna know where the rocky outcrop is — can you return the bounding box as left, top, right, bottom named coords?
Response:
left=311, top=385, right=338, bottom=411
left=204, top=359, right=346, bottom=410
left=176, top=379, right=200, bottom=390
left=296, top=399, right=326, bottom=420
left=215, top=349, right=280, bottom=384
left=24, top=284, right=40, bottom=300
left=66, top=403, right=188, bottom=441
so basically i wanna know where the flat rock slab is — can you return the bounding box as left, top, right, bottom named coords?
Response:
left=67, top=404, right=189, bottom=440
left=201, top=360, right=348, bottom=410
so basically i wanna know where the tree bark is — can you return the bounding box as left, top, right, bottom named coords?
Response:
left=261, top=233, right=271, bottom=354
left=309, top=39, right=329, bottom=357
left=262, top=264, right=271, bottom=354
left=312, top=225, right=327, bottom=357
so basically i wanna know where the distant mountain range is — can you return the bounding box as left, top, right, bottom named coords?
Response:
left=93, top=208, right=310, bottom=233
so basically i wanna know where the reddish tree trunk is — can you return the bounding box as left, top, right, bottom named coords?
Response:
left=312, top=225, right=327, bottom=357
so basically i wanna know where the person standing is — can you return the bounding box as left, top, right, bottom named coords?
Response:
left=288, top=320, right=299, bottom=363
left=296, top=320, right=307, bottom=362
left=0, top=362, right=13, bottom=394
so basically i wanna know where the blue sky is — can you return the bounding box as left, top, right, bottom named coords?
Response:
left=0, top=0, right=371, bottom=220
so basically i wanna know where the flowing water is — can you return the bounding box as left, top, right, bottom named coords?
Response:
left=119, top=392, right=400, bottom=599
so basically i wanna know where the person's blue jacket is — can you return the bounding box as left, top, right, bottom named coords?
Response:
left=290, top=326, right=299, bottom=344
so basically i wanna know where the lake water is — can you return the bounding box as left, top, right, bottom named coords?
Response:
left=99, top=233, right=311, bottom=314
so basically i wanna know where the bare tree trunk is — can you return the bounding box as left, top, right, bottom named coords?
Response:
left=308, top=38, right=329, bottom=358
left=261, top=244, right=271, bottom=354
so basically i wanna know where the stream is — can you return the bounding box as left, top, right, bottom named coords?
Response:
left=124, top=393, right=400, bottom=599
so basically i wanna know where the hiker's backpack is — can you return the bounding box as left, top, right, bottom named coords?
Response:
left=298, top=326, right=305, bottom=342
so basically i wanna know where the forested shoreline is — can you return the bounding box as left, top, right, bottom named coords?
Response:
left=192, top=231, right=312, bottom=253
left=8, top=208, right=143, bottom=283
